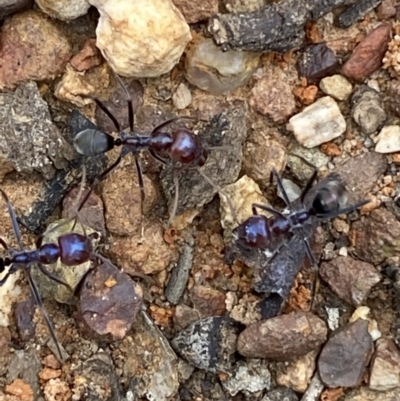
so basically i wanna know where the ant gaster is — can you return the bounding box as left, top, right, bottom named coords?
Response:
left=73, top=76, right=211, bottom=222
left=0, top=188, right=101, bottom=362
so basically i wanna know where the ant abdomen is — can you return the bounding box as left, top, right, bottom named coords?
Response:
left=73, top=128, right=115, bottom=156
left=58, top=233, right=93, bottom=266
left=236, top=215, right=271, bottom=248
left=169, top=128, right=206, bottom=165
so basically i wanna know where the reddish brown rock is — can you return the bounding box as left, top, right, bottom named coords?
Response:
left=0, top=10, right=71, bottom=90
left=237, top=312, right=327, bottom=360
left=318, top=319, right=373, bottom=388
left=377, top=0, right=396, bottom=19
left=190, top=285, right=226, bottom=317
left=173, top=305, right=200, bottom=331
left=320, top=256, right=381, bottom=306
left=172, top=0, right=218, bottom=23
left=342, top=23, right=391, bottom=81
left=5, top=379, right=34, bottom=401
left=70, top=38, right=102, bottom=72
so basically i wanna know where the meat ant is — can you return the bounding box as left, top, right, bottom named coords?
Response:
left=73, top=76, right=232, bottom=223
left=230, top=163, right=370, bottom=313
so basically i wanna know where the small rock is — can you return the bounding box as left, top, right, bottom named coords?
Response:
left=173, top=305, right=200, bottom=331
left=224, top=0, right=265, bottom=12
left=320, top=256, right=381, bottom=306
left=249, top=70, right=296, bottom=123
left=319, top=74, right=353, bottom=101
left=109, top=219, right=179, bottom=275
left=39, top=367, right=62, bottom=381
left=262, top=387, right=299, bottom=401
left=297, top=43, right=339, bottom=84
left=0, top=81, right=75, bottom=180
left=0, top=326, right=11, bottom=376
left=190, top=285, right=226, bottom=317
left=377, top=0, right=396, bottom=19
left=185, top=37, right=260, bottom=95
left=276, top=351, right=317, bottom=393
left=287, top=96, right=346, bottom=148
left=351, top=86, right=386, bottom=135
left=386, top=79, right=400, bottom=117
left=172, top=0, right=218, bottom=23
left=90, top=0, right=191, bottom=77
left=383, top=34, right=400, bottom=79
left=229, top=294, right=261, bottom=325
left=318, top=319, right=374, bottom=388
left=349, top=306, right=381, bottom=341
left=70, top=38, right=103, bottom=72
left=243, top=135, right=287, bottom=185
left=43, top=354, right=61, bottom=370
left=375, top=125, right=400, bottom=153
left=14, top=295, right=36, bottom=341
left=341, top=387, right=400, bottom=401
left=0, top=0, right=31, bottom=19
left=342, top=23, right=392, bottom=81
left=43, top=379, right=71, bottom=401
left=172, top=82, right=192, bottom=110
left=0, top=10, right=72, bottom=89
left=222, top=359, right=271, bottom=396
left=172, top=316, right=238, bottom=373
left=5, top=379, right=34, bottom=401
left=36, top=0, right=89, bottom=20
left=78, top=262, right=143, bottom=339
left=370, top=338, right=400, bottom=391
left=237, top=312, right=327, bottom=360
left=278, top=179, right=301, bottom=203
left=352, top=208, right=400, bottom=265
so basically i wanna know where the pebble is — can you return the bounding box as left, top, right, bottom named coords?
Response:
left=5, top=379, right=34, bottom=401
left=319, top=74, right=353, bottom=101
left=172, top=82, right=192, bottom=110
left=243, top=136, right=287, bottom=184
left=278, top=178, right=301, bottom=203
left=222, top=359, right=271, bottom=396
left=318, top=319, right=374, bottom=388
left=386, top=79, right=400, bottom=117
left=0, top=81, right=74, bottom=180
left=14, top=295, right=36, bottom=341
left=249, top=70, right=296, bottom=123
left=262, top=388, right=298, bottom=401
left=370, top=338, right=400, bottom=391
left=0, top=10, right=71, bottom=90
left=276, top=351, right=317, bottom=393
left=377, top=0, right=397, bottom=19
left=70, top=38, right=103, bottom=72
left=90, top=0, right=191, bottom=77
left=237, top=312, right=327, bottom=360
left=375, top=125, right=400, bottom=153
left=319, top=256, right=381, bottom=306
left=352, top=208, right=400, bottom=265
left=351, top=86, right=387, bottom=135
left=287, top=96, right=346, bottom=148
left=172, top=316, right=238, bottom=373
left=173, top=305, right=200, bottom=331
left=342, top=23, right=392, bottom=81
left=36, top=0, right=90, bottom=20
left=172, top=0, right=218, bottom=23
left=78, top=262, right=143, bottom=339
left=190, top=285, right=226, bottom=317
left=0, top=0, right=31, bottom=19
left=43, top=378, right=71, bottom=401
left=341, top=387, right=400, bottom=401
left=185, top=37, right=260, bottom=94
left=350, top=306, right=381, bottom=341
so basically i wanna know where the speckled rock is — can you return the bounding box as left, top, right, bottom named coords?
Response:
left=237, top=312, right=327, bottom=360
left=320, top=256, right=381, bottom=306
left=287, top=96, right=346, bottom=148
left=89, top=0, right=191, bottom=77
left=35, top=0, right=90, bottom=20
left=185, top=37, right=260, bottom=95
left=172, top=0, right=218, bottom=23
left=319, top=74, right=353, bottom=101
left=0, top=10, right=71, bottom=90
left=375, top=125, right=400, bottom=153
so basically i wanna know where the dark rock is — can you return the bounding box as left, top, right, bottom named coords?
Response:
left=385, top=79, right=400, bottom=118
left=14, top=295, right=36, bottom=341
left=237, top=312, right=327, bottom=360
left=0, top=0, right=32, bottom=19
left=318, top=319, right=373, bottom=388
left=342, top=23, right=392, bottom=81
left=351, top=86, right=387, bottom=135
left=320, top=256, right=381, bottom=306
left=172, top=316, right=238, bottom=373
left=78, top=262, right=143, bottom=340
left=262, top=387, right=299, bottom=401
left=352, top=208, right=400, bottom=265
left=190, top=285, right=226, bottom=317
left=0, top=10, right=71, bottom=90
left=297, top=43, right=339, bottom=84
left=335, top=0, right=383, bottom=27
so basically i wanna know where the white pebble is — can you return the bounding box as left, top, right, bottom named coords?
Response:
left=375, top=125, right=400, bottom=153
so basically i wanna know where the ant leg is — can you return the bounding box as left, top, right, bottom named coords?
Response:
left=252, top=203, right=289, bottom=220
left=271, top=169, right=292, bottom=209
left=93, top=98, right=121, bottom=132
left=0, top=264, right=19, bottom=286
left=36, top=263, right=74, bottom=292
left=148, top=148, right=169, bottom=165
left=150, top=116, right=196, bottom=136
left=115, top=75, right=134, bottom=132
left=302, top=237, right=319, bottom=311
left=168, top=172, right=180, bottom=225
left=299, top=170, right=318, bottom=205
left=315, top=199, right=370, bottom=219
left=0, top=189, right=25, bottom=251
left=133, top=154, right=145, bottom=240
left=25, top=270, right=65, bottom=362
left=0, top=238, right=8, bottom=251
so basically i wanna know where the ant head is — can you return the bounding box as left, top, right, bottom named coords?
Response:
left=311, top=181, right=347, bottom=215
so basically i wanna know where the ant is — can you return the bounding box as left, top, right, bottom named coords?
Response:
left=73, top=76, right=220, bottom=223
left=231, top=164, right=370, bottom=312
left=0, top=170, right=111, bottom=361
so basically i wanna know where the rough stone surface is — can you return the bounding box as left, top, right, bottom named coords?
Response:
left=36, top=0, right=90, bottom=20
left=190, top=285, right=226, bottom=317
left=0, top=81, right=75, bottom=180
left=172, top=0, right=218, bottom=23
left=237, top=312, right=327, bottom=360
left=287, top=96, right=346, bottom=148
left=89, top=0, right=191, bottom=77
left=320, top=256, right=381, bottom=306
left=319, top=74, right=353, bottom=101
left=172, top=82, right=192, bottom=110
left=0, top=10, right=71, bottom=90
left=185, top=37, right=260, bottom=95
left=0, top=0, right=32, bottom=19
left=370, top=338, right=400, bottom=391
left=341, top=387, right=400, bottom=401
left=262, top=387, right=299, bottom=401
left=70, top=38, right=103, bottom=72
left=318, top=319, right=374, bottom=388
left=342, top=23, right=392, bottom=81
left=375, top=125, right=400, bottom=153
